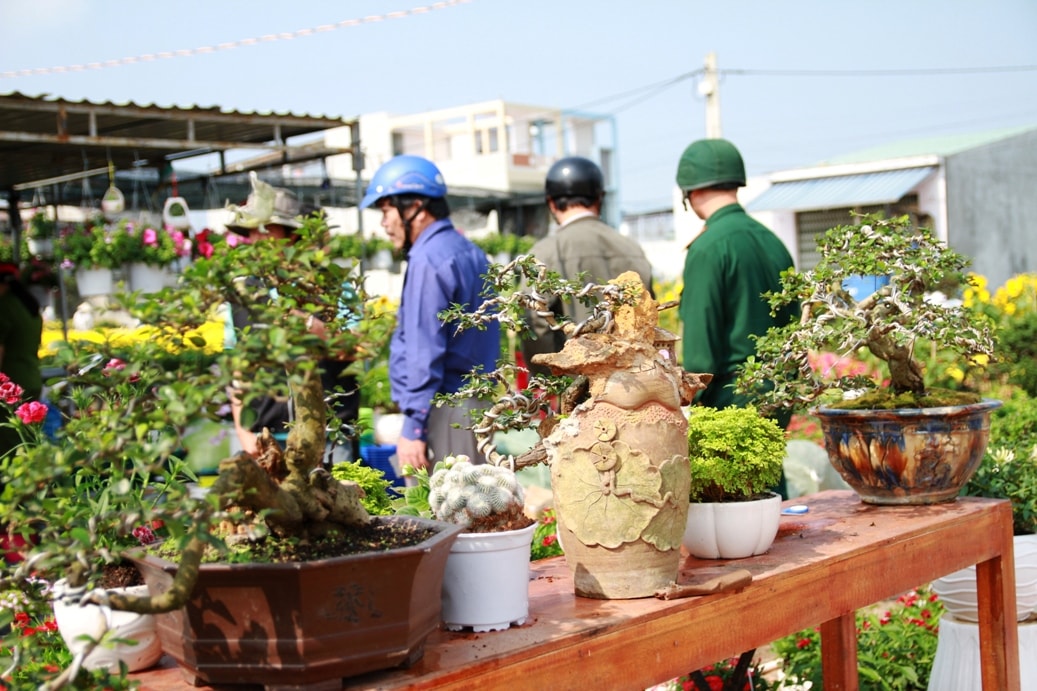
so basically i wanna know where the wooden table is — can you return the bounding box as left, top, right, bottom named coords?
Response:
left=132, top=490, right=1020, bottom=691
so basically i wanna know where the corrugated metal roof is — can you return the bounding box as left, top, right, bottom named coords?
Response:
left=821, top=125, right=1037, bottom=166
left=0, top=91, right=355, bottom=193
left=747, top=166, right=936, bottom=212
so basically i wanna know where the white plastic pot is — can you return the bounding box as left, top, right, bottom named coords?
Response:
left=51, top=582, right=162, bottom=673
left=441, top=522, right=536, bottom=632
left=931, top=533, right=1037, bottom=622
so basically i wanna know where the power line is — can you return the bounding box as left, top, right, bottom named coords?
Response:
left=723, top=65, right=1037, bottom=77
left=0, top=0, right=475, bottom=80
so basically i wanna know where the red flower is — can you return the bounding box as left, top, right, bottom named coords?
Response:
left=103, top=358, right=126, bottom=373
left=15, top=401, right=48, bottom=425
left=796, top=637, right=813, bottom=649
left=132, top=524, right=159, bottom=545
left=13, top=612, right=30, bottom=626
left=541, top=534, right=557, bottom=547
left=704, top=674, right=723, bottom=691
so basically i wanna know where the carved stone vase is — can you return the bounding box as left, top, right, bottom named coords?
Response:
left=534, top=272, right=709, bottom=599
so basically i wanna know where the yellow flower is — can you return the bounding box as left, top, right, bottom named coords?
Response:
left=944, top=365, right=965, bottom=383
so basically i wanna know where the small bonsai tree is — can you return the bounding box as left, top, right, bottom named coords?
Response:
left=397, top=455, right=532, bottom=533
left=686, top=407, right=786, bottom=503
left=737, top=213, right=997, bottom=414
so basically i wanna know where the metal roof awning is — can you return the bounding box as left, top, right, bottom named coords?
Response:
left=747, top=166, right=936, bottom=212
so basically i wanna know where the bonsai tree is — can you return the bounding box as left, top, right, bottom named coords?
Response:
left=0, top=212, right=415, bottom=685
left=686, top=406, right=786, bottom=503
left=736, top=213, right=997, bottom=414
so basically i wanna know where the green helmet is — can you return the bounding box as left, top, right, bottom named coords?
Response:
left=675, top=138, right=746, bottom=191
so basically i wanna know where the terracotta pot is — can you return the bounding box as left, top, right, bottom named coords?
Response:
left=132, top=516, right=461, bottom=688
left=814, top=399, right=1002, bottom=505
left=682, top=492, right=782, bottom=559
left=441, top=523, right=536, bottom=632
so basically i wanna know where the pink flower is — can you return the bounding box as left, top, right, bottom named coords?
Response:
left=104, top=358, right=127, bottom=373
left=1, top=380, right=24, bottom=405
left=142, top=228, right=158, bottom=246
left=15, top=401, right=48, bottom=425
left=226, top=233, right=243, bottom=248
left=132, top=524, right=159, bottom=545
left=0, top=372, right=9, bottom=385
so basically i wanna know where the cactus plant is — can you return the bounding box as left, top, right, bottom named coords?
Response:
left=408, top=455, right=533, bottom=533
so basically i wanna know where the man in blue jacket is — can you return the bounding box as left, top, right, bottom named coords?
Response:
left=360, top=155, right=500, bottom=470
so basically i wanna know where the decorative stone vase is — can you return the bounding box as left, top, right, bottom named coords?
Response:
left=74, top=267, right=114, bottom=297
left=682, top=492, right=782, bottom=560
left=51, top=582, right=163, bottom=673
left=534, top=272, right=708, bottom=599
left=127, top=262, right=172, bottom=294
left=132, top=516, right=461, bottom=689
left=441, top=522, right=537, bottom=632
left=814, top=399, right=1002, bottom=505
left=931, top=533, right=1037, bottom=622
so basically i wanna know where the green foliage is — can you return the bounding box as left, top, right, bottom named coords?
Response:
left=994, top=309, right=1037, bottom=398
left=329, top=460, right=397, bottom=515
left=529, top=508, right=563, bottom=561
left=961, top=390, right=1037, bottom=534
left=662, top=655, right=777, bottom=691
left=736, top=213, right=996, bottom=414
left=56, top=221, right=121, bottom=269
left=110, top=220, right=179, bottom=266
left=471, top=232, right=535, bottom=258
left=26, top=211, right=57, bottom=239
left=686, top=407, right=786, bottom=502
left=773, top=587, right=943, bottom=690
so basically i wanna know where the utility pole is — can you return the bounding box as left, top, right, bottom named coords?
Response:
left=700, top=51, right=722, bottom=138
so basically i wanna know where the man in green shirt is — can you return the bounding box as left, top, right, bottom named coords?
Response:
left=676, top=139, right=799, bottom=431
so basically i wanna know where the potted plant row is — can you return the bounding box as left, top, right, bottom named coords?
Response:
left=736, top=212, right=1000, bottom=505
left=1, top=211, right=464, bottom=689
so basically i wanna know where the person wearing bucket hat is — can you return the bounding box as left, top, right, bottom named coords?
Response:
left=522, top=156, right=653, bottom=377
left=676, top=138, right=799, bottom=465
left=0, top=262, right=43, bottom=461
left=360, top=154, right=500, bottom=470
left=222, top=175, right=361, bottom=465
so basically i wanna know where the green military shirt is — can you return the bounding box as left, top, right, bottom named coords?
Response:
left=679, top=203, right=797, bottom=410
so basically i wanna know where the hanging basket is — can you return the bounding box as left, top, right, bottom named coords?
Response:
left=163, top=197, right=191, bottom=230
left=101, top=186, right=125, bottom=215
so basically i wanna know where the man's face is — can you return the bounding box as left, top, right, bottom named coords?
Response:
left=377, top=199, right=409, bottom=251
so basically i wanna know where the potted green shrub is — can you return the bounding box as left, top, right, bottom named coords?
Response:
left=441, top=257, right=710, bottom=599
left=736, top=213, right=1001, bottom=505
left=110, top=220, right=180, bottom=293
left=1, top=213, right=463, bottom=688
left=56, top=220, right=122, bottom=296
left=683, top=406, right=787, bottom=559
left=396, top=454, right=536, bottom=631
left=25, top=211, right=57, bottom=257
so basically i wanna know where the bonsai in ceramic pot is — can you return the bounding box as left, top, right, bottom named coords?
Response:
left=440, top=257, right=711, bottom=599
left=736, top=213, right=1000, bottom=505
left=683, top=406, right=787, bottom=559
left=397, top=454, right=536, bottom=631
left=0, top=208, right=463, bottom=688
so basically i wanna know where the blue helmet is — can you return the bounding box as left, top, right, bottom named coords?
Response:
left=360, top=155, right=447, bottom=209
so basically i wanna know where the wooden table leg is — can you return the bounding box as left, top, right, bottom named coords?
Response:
left=976, top=546, right=1021, bottom=690
left=820, top=613, right=858, bottom=691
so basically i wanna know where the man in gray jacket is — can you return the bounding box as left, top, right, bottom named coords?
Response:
left=523, top=156, right=653, bottom=376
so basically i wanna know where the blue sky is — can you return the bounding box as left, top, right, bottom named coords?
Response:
left=2, top=0, right=1035, bottom=213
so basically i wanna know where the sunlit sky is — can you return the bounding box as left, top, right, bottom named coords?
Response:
left=2, top=0, right=1035, bottom=212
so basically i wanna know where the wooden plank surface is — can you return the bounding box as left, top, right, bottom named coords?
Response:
left=130, top=491, right=1019, bottom=691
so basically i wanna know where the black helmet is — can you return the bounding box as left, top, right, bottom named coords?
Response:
left=545, top=156, right=604, bottom=201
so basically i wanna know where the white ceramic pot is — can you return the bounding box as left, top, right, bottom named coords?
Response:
left=74, top=267, right=113, bottom=297
left=27, top=237, right=54, bottom=257
left=682, top=492, right=782, bottom=560
left=441, top=522, right=536, bottom=632
left=51, top=583, right=163, bottom=673
left=931, top=533, right=1037, bottom=622
left=127, top=262, right=171, bottom=294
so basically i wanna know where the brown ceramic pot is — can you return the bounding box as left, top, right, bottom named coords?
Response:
left=133, top=515, right=460, bottom=689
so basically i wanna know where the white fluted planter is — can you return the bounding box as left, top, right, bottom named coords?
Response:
left=927, top=614, right=1037, bottom=691
left=682, top=492, right=782, bottom=560
left=441, top=522, right=536, bottom=632
left=51, top=583, right=162, bottom=673
left=931, top=533, right=1037, bottom=622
